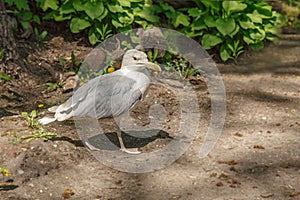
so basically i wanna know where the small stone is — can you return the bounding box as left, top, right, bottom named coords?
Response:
left=261, top=193, right=274, bottom=198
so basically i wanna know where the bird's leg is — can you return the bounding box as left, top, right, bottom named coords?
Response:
left=116, top=125, right=126, bottom=150
left=116, top=124, right=141, bottom=154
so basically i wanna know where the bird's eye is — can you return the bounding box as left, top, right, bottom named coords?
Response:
left=133, top=56, right=138, bottom=60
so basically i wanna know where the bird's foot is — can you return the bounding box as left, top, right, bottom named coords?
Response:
left=120, top=148, right=141, bottom=154
left=85, top=142, right=100, bottom=151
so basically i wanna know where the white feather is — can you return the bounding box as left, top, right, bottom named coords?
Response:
left=39, top=117, right=57, bottom=125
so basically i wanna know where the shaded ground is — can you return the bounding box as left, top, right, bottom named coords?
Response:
left=0, top=33, right=299, bottom=199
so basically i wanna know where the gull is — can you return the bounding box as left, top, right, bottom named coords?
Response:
left=39, top=49, right=161, bottom=154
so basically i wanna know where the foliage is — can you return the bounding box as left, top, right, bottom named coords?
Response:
left=3, top=0, right=282, bottom=62
left=19, top=128, right=57, bottom=143
left=0, top=49, right=5, bottom=61
left=0, top=72, right=12, bottom=82
left=154, top=0, right=282, bottom=62
left=34, top=28, right=48, bottom=45
left=4, top=0, right=42, bottom=35
left=21, top=110, right=40, bottom=128
left=43, top=0, right=159, bottom=45
left=163, top=53, right=198, bottom=79
left=20, top=110, right=56, bottom=142
left=46, top=81, right=65, bottom=91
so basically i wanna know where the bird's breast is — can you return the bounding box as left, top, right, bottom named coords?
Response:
left=120, top=70, right=150, bottom=95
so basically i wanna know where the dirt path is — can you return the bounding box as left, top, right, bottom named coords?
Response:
left=0, top=34, right=299, bottom=200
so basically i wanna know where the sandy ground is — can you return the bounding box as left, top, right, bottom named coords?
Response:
left=0, top=33, right=299, bottom=200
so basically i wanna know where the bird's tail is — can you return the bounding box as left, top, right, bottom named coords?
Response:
left=39, top=117, right=57, bottom=125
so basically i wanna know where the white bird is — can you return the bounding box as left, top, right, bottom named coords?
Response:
left=40, top=49, right=161, bottom=154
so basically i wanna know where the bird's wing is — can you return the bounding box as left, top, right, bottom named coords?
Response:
left=54, top=71, right=148, bottom=121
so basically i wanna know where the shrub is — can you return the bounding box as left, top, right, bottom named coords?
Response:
left=43, top=0, right=159, bottom=45
left=154, top=0, right=282, bottom=62
left=4, top=0, right=282, bottom=62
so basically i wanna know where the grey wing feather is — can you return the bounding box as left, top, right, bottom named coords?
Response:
left=55, top=72, right=144, bottom=121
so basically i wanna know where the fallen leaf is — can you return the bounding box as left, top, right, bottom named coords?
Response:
left=217, top=160, right=238, bottom=165
left=234, top=132, right=243, bottom=137
left=253, top=145, right=265, bottom=149
left=218, top=173, right=229, bottom=180
left=216, top=182, right=223, bottom=187
left=62, top=188, right=74, bottom=199
left=115, top=180, right=122, bottom=185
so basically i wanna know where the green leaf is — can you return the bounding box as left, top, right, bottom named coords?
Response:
left=204, top=16, right=216, bottom=28
left=243, top=36, right=255, bottom=45
left=22, top=11, right=32, bottom=21
left=255, top=2, right=273, bottom=17
left=264, top=23, right=278, bottom=35
left=15, top=1, right=29, bottom=10
left=191, top=19, right=206, bottom=31
left=201, top=34, right=223, bottom=50
left=239, top=20, right=256, bottom=29
left=247, top=10, right=263, bottom=24
left=222, top=1, right=247, bottom=14
left=40, top=0, right=58, bottom=11
left=4, top=0, right=14, bottom=7
left=84, top=1, right=104, bottom=20
left=134, top=7, right=159, bottom=23
left=53, top=13, right=72, bottom=21
left=30, top=110, right=37, bottom=118
left=188, top=8, right=201, bottom=17
left=21, top=21, right=29, bottom=29
left=96, top=8, right=108, bottom=22
left=33, top=15, right=41, bottom=24
left=112, top=19, right=123, bottom=28
left=185, top=30, right=204, bottom=37
left=0, top=72, right=12, bottom=82
left=70, top=18, right=91, bottom=33
left=228, top=25, right=239, bottom=37
left=119, top=12, right=134, bottom=24
left=201, top=0, right=220, bottom=11
left=249, top=41, right=264, bottom=50
left=265, top=33, right=277, bottom=41
left=118, top=0, right=131, bottom=7
left=88, top=31, right=99, bottom=45
left=134, top=20, right=149, bottom=29
left=107, top=4, right=124, bottom=13
left=59, top=1, right=76, bottom=15
left=40, top=31, right=48, bottom=40
left=220, top=45, right=231, bottom=62
left=159, top=1, right=174, bottom=12
left=249, top=29, right=265, bottom=41
left=73, top=0, right=85, bottom=11
left=174, top=13, right=190, bottom=28
left=130, top=34, right=140, bottom=44
left=216, top=18, right=236, bottom=36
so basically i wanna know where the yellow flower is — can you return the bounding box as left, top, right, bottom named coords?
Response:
left=79, top=82, right=84, bottom=86
left=2, top=169, right=10, bottom=176
left=107, top=67, right=115, bottom=73
left=38, top=104, right=44, bottom=108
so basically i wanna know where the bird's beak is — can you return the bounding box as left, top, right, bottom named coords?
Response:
left=145, top=62, right=161, bottom=72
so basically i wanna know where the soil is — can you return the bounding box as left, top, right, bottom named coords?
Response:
left=0, top=31, right=299, bottom=200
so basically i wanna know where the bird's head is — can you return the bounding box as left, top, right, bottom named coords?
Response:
left=121, top=49, right=161, bottom=72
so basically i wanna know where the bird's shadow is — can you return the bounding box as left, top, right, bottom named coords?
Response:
left=51, top=129, right=172, bottom=151
left=86, top=129, right=172, bottom=150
